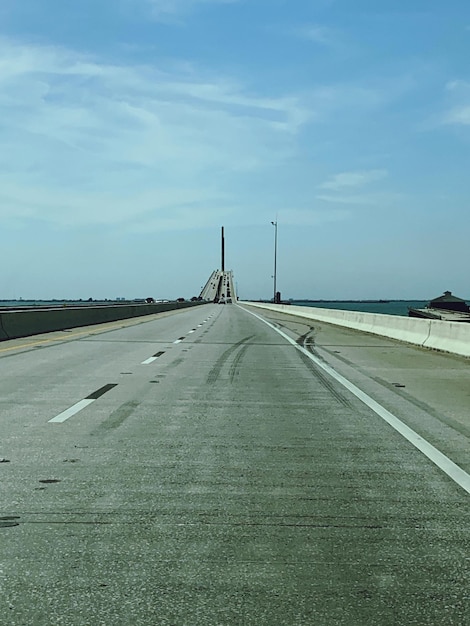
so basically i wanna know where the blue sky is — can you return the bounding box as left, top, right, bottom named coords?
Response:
left=1, top=0, right=469, bottom=300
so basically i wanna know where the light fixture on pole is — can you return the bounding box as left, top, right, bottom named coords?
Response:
left=271, top=220, right=278, bottom=303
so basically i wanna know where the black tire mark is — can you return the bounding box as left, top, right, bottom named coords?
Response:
left=92, top=400, right=140, bottom=434
left=229, top=343, right=251, bottom=383
left=207, top=336, right=255, bottom=384
left=296, top=327, right=316, bottom=347
left=297, top=351, right=354, bottom=409
left=166, top=356, right=185, bottom=369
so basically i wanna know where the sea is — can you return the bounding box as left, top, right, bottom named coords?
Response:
left=0, top=300, right=118, bottom=309
left=1, top=299, right=430, bottom=317
left=289, top=300, right=429, bottom=317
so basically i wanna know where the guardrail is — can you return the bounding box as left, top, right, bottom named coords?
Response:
left=241, top=302, right=470, bottom=358
left=0, top=301, right=207, bottom=342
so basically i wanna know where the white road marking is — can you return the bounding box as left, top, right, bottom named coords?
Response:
left=49, top=399, right=95, bottom=423
left=173, top=339, right=183, bottom=344
left=242, top=306, right=470, bottom=495
left=142, top=356, right=158, bottom=364
left=188, top=330, right=195, bottom=334
left=142, top=351, right=165, bottom=365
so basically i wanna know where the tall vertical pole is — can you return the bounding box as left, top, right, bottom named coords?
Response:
left=221, top=226, right=225, bottom=272
left=271, top=220, right=277, bottom=303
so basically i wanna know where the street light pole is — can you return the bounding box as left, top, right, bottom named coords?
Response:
left=271, top=220, right=278, bottom=303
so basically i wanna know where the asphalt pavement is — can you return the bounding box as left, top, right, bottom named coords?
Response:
left=1, top=303, right=469, bottom=625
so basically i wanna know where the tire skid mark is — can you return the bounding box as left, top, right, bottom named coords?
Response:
left=207, top=335, right=255, bottom=384
left=296, top=327, right=316, bottom=348
left=91, top=399, right=141, bottom=434
left=298, top=350, right=354, bottom=409
left=229, top=343, right=251, bottom=383
left=296, top=333, right=353, bottom=409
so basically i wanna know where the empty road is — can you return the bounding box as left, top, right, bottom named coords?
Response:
left=1, top=303, right=469, bottom=625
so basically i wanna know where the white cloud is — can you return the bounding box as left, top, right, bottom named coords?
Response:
left=445, top=80, right=465, bottom=92
left=319, top=169, right=388, bottom=191
left=0, top=38, right=311, bottom=231
left=440, top=80, right=470, bottom=127
left=296, top=24, right=339, bottom=47
left=278, top=208, right=350, bottom=226
left=141, top=0, right=238, bottom=21
left=315, top=192, right=398, bottom=207
left=0, top=35, right=410, bottom=239
left=444, top=106, right=470, bottom=126
left=316, top=170, right=397, bottom=210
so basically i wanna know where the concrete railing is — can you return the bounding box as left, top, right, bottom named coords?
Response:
left=0, top=301, right=207, bottom=342
left=241, top=302, right=470, bottom=358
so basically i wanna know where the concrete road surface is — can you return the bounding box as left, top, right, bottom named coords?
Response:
left=1, top=303, right=469, bottom=625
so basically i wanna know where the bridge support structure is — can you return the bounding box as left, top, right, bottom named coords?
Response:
left=199, top=269, right=236, bottom=303
left=199, top=226, right=237, bottom=303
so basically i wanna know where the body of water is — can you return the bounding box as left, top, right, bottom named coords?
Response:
left=0, top=299, right=451, bottom=317
left=290, top=300, right=429, bottom=317
left=0, top=300, right=122, bottom=308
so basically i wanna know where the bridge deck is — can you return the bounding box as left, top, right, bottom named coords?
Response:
left=1, top=304, right=469, bottom=625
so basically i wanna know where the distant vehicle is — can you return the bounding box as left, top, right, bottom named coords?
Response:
left=176, top=298, right=185, bottom=302
left=219, top=297, right=232, bottom=304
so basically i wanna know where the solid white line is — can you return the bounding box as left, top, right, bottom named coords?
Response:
left=242, top=306, right=470, bottom=495
left=49, top=399, right=95, bottom=423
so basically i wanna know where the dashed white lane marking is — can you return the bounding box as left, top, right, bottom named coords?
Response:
left=142, top=356, right=158, bottom=364
left=142, top=351, right=166, bottom=365
left=49, top=399, right=95, bottom=423
left=49, top=384, right=118, bottom=424
left=242, top=306, right=470, bottom=496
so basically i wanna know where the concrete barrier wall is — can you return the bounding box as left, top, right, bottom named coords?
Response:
left=241, top=302, right=470, bottom=358
left=0, top=319, right=8, bottom=341
left=0, top=301, right=207, bottom=342
left=423, top=320, right=470, bottom=356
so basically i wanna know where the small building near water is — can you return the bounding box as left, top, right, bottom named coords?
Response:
left=428, top=291, right=469, bottom=313
left=409, top=291, right=470, bottom=322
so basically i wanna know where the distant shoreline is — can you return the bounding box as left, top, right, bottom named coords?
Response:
left=254, top=299, right=434, bottom=318
left=291, top=299, right=391, bottom=304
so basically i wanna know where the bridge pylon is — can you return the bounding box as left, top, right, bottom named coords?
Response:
left=199, top=227, right=237, bottom=303
left=199, top=269, right=236, bottom=303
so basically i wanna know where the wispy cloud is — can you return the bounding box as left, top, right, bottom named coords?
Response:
left=315, top=170, right=395, bottom=210
left=140, top=0, right=238, bottom=22
left=0, top=37, right=310, bottom=231
left=443, top=106, right=470, bottom=126
left=297, top=24, right=338, bottom=47
left=319, top=169, right=388, bottom=191
left=276, top=208, right=350, bottom=226
left=289, top=20, right=356, bottom=57
left=315, top=192, right=400, bottom=208
left=440, top=79, right=470, bottom=127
